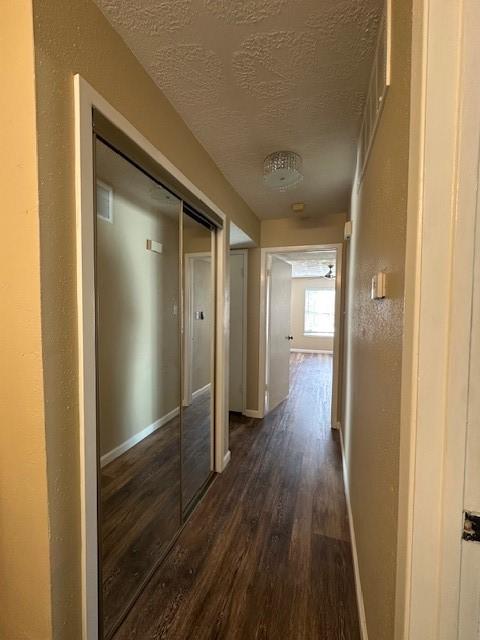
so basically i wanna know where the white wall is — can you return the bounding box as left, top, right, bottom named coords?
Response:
left=290, top=277, right=334, bottom=352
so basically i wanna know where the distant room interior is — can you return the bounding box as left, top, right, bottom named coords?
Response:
left=264, top=250, right=337, bottom=421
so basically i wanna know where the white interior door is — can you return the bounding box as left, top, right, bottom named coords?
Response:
left=267, top=255, right=292, bottom=412
left=459, top=154, right=480, bottom=639
left=229, top=252, right=245, bottom=412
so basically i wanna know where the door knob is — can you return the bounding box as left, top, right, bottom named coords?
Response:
left=286, top=335, right=293, bottom=340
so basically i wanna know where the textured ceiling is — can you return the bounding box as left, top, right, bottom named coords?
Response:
left=95, top=0, right=382, bottom=219
left=276, top=250, right=336, bottom=277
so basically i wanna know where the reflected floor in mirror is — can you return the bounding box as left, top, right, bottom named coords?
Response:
left=182, top=385, right=212, bottom=509
left=101, top=414, right=181, bottom=636
left=101, top=387, right=212, bottom=637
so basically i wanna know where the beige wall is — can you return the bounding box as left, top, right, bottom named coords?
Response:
left=290, top=278, right=335, bottom=352
left=96, top=143, right=181, bottom=457
left=342, top=1, right=413, bottom=639
left=4, top=1, right=410, bottom=636
left=183, top=225, right=213, bottom=396
left=0, top=2, right=53, bottom=638
left=27, top=0, right=259, bottom=634
left=246, top=214, right=345, bottom=410
left=261, top=213, right=346, bottom=248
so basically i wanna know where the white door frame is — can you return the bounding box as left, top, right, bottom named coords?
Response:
left=74, top=75, right=229, bottom=640
left=229, top=249, right=248, bottom=414
left=395, top=1, right=480, bottom=638
left=258, top=243, right=343, bottom=424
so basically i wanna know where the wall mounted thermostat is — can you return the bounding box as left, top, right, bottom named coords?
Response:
left=371, top=272, right=386, bottom=300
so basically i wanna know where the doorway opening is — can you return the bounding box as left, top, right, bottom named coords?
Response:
left=228, top=223, right=254, bottom=416
left=259, top=244, right=343, bottom=427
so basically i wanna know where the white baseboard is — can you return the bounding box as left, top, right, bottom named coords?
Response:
left=339, top=429, right=369, bottom=640
left=222, top=450, right=231, bottom=470
left=290, top=348, right=333, bottom=354
left=192, top=382, right=211, bottom=400
left=183, top=382, right=211, bottom=407
left=243, top=408, right=264, bottom=419
left=100, top=406, right=180, bottom=468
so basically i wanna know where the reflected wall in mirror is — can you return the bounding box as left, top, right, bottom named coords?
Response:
left=182, top=214, right=215, bottom=511
left=95, top=139, right=182, bottom=638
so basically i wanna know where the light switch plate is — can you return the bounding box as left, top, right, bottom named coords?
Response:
left=371, top=272, right=386, bottom=299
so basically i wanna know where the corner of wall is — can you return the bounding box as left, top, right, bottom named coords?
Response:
left=0, top=1, right=53, bottom=638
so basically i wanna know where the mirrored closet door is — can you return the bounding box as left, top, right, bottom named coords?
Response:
left=182, top=212, right=214, bottom=513
left=94, top=133, right=216, bottom=639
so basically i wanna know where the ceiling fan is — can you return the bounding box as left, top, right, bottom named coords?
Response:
left=323, top=264, right=335, bottom=279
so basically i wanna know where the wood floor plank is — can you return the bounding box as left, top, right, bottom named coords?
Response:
left=101, top=388, right=213, bottom=636
left=113, top=354, right=360, bottom=639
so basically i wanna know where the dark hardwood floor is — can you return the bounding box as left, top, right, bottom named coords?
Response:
left=113, top=353, right=360, bottom=640
left=101, top=387, right=212, bottom=637
left=182, top=386, right=212, bottom=508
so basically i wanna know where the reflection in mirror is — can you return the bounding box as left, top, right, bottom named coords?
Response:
left=182, top=214, right=214, bottom=511
left=95, top=139, right=182, bottom=638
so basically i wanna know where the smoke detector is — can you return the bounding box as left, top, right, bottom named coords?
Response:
left=291, top=202, right=305, bottom=214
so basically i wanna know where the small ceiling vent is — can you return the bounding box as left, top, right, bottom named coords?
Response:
left=96, top=180, right=113, bottom=223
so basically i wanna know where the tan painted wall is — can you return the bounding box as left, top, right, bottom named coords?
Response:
left=29, top=0, right=259, bottom=634
left=261, top=213, right=346, bottom=248
left=191, top=258, right=213, bottom=393
left=342, top=2, right=413, bottom=639
left=183, top=225, right=213, bottom=396
left=290, top=278, right=335, bottom=352
left=0, top=2, right=53, bottom=638
left=96, top=144, right=181, bottom=457
left=246, top=215, right=345, bottom=410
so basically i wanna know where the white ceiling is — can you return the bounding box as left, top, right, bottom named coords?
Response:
left=276, top=250, right=336, bottom=277
left=96, top=0, right=382, bottom=219
left=230, top=222, right=255, bottom=248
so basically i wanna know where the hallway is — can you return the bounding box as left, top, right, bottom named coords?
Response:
left=114, top=353, right=359, bottom=639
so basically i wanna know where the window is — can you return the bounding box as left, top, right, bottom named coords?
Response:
left=304, top=288, right=335, bottom=335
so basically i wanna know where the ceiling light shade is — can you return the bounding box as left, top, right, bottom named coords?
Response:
left=263, top=151, right=303, bottom=191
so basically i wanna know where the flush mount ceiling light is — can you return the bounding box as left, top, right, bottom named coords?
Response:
left=264, top=151, right=303, bottom=191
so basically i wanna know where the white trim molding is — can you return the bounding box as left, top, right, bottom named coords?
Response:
left=340, top=430, right=368, bottom=640
left=243, top=409, right=264, bottom=419
left=74, top=75, right=229, bottom=640
left=192, top=383, right=211, bottom=401
left=222, top=450, right=231, bottom=470
left=395, top=1, right=480, bottom=638
left=100, top=407, right=180, bottom=468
